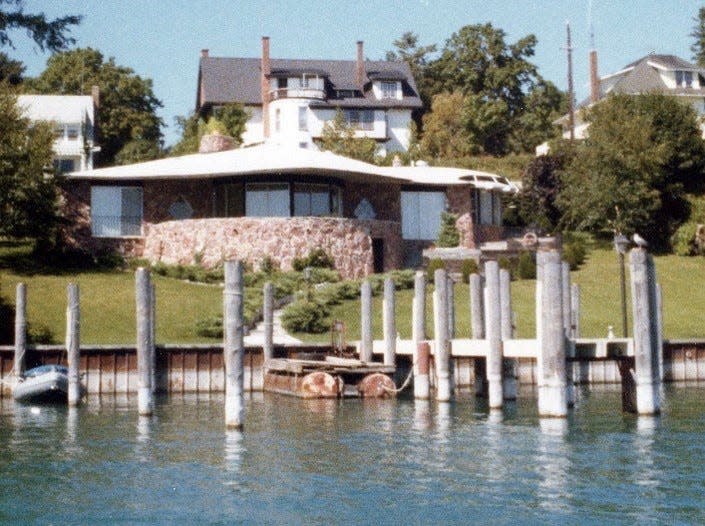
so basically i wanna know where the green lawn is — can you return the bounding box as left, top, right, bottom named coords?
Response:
left=1, top=241, right=703, bottom=344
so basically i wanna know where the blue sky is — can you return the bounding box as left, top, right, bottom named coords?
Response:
left=9, top=0, right=705, bottom=146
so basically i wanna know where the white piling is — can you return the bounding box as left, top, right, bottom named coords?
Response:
left=484, top=261, right=503, bottom=409
left=434, top=269, right=452, bottom=402
left=414, top=341, right=431, bottom=400
left=469, top=273, right=485, bottom=396
left=447, top=276, right=456, bottom=340
left=14, top=283, right=27, bottom=378
left=629, top=249, right=661, bottom=415
left=67, top=283, right=81, bottom=406
left=150, top=283, right=156, bottom=394
left=499, top=268, right=517, bottom=400
left=136, top=268, right=154, bottom=416
left=383, top=277, right=396, bottom=366
left=224, top=261, right=245, bottom=429
left=412, top=271, right=426, bottom=343
left=360, top=280, right=373, bottom=362
left=537, top=251, right=567, bottom=417
left=570, top=283, right=581, bottom=339
left=562, top=262, right=575, bottom=407
left=263, top=282, right=274, bottom=362
left=655, top=282, right=664, bottom=382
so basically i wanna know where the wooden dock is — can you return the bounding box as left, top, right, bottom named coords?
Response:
left=263, top=356, right=396, bottom=399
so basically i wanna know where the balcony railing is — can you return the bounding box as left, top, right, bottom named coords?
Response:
left=269, top=88, right=325, bottom=100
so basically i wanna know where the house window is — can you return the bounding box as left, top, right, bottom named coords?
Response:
left=401, top=191, right=446, bottom=240
left=213, top=183, right=244, bottom=217
left=91, top=186, right=143, bottom=237
left=381, top=81, right=398, bottom=99
left=274, top=108, right=281, bottom=133
left=66, top=126, right=80, bottom=140
left=53, top=158, right=75, bottom=173
left=298, top=106, right=308, bottom=131
left=344, top=109, right=374, bottom=131
left=472, top=189, right=502, bottom=226
left=293, top=183, right=341, bottom=217
left=245, top=183, right=290, bottom=217
left=278, top=78, right=288, bottom=90
left=676, top=70, right=693, bottom=88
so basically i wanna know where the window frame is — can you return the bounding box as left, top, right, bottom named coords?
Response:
left=90, top=185, right=143, bottom=238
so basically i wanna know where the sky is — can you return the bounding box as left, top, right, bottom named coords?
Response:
left=8, top=0, right=705, bottom=146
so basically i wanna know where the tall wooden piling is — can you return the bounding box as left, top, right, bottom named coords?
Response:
left=224, top=261, right=245, bottom=429
left=469, top=273, right=485, bottom=396
left=537, top=251, right=567, bottom=417
left=360, top=280, right=373, bottom=363
left=447, top=276, right=456, bottom=340
left=412, top=271, right=426, bottom=343
left=136, top=268, right=154, bottom=416
left=484, top=261, right=503, bottom=409
left=562, top=262, right=575, bottom=407
left=434, top=269, right=452, bottom=402
left=499, top=269, right=517, bottom=400
left=150, top=283, right=156, bottom=394
left=67, top=283, right=81, bottom=406
left=383, top=278, right=396, bottom=366
left=412, top=272, right=427, bottom=399
left=570, top=283, right=581, bottom=338
left=263, top=282, right=274, bottom=362
left=655, top=283, right=664, bottom=382
left=415, top=341, right=431, bottom=400
left=14, top=283, right=27, bottom=378
left=629, top=249, right=661, bottom=415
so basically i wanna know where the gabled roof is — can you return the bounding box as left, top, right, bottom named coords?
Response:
left=197, top=56, right=422, bottom=111
left=17, top=95, right=94, bottom=124
left=625, top=54, right=699, bottom=71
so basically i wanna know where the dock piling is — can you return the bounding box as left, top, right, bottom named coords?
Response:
left=360, top=280, right=373, bottom=363
left=224, top=261, right=245, bottom=429
left=414, top=341, right=431, bottom=400
left=562, top=262, right=575, bottom=407
left=434, top=269, right=452, bottom=402
left=263, top=282, right=274, bottom=362
left=447, top=276, right=456, bottom=340
left=383, top=277, right=396, bottom=366
left=14, top=283, right=27, bottom=378
left=499, top=268, right=517, bottom=401
left=136, top=268, right=154, bottom=416
left=149, top=283, right=156, bottom=394
left=469, top=273, right=486, bottom=396
left=67, top=283, right=81, bottom=406
left=570, top=283, right=581, bottom=339
left=484, top=261, right=503, bottom=409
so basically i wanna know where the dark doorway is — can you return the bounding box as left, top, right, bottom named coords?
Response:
left=372, top=238, right=384, bottom=274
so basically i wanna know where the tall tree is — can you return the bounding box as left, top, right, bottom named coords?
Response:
left=559, top=94, right=705, bottom=250
left=0, top=51, right=23, bottom=84
left=170, top=103, right=248, bottom=157
left=385, top=31, right=437, bottom=108
left=420, top=91, right=472, bottom=159
left=0, top=0, right=81, bottom=51
left=28, top=47, right=163, bottom=166
left=691, top=6, right=705, bottom=67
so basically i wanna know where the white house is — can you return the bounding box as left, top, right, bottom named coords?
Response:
left=17, top=91, right=99, bottom=172
left=196, top=38, right=422, bottom=155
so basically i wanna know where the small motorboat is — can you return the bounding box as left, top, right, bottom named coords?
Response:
left=13, top=365, right=70, bottom=403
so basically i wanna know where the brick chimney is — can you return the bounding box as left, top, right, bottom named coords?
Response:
left=589, top=49, right=600, bottom=103
left=91, top=84, right=100, bottom=149
left=261, top=36, right=271, bottom=139
left=201, top=49, right=209, bottom=58
left=356, top=40, right=365, bottom=88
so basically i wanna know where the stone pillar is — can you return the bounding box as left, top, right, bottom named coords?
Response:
left=484, top=261, right=503, bottom=409
left=470, top=273, right=486, bottom=396
left=136, top=268, right=154, bottom=416
left=360, top=280, right=373, bottom=362
left=434, top=269, right=452, bottom=402
left=499, top=269, right=517, bottom=400
left=263, top=282, right=274, bottom=362
left=383, top=278, right=396, bottom=367
left=629, top=249, right=661, bottom=415
left=67, top=283, right=81, bottom=406
left=224, top=261, right=245, bottom=429
left=562, top=262, right=575, bottom=407
left=14, top=283, right=27, bottom=378
left=537, top=251, right=567, bottom=417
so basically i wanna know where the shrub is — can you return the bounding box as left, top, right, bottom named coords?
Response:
left=260, top=256, right=277, bottom=274
left=498, top=256, right=514, bottom=279
left=436, top=212, right=460, bottom=247
left=292, top=248, right=335, bottom=271
left=460, top=258, right=479, bottom=283
left=563, top=241, right=587, bottom=270
left=671, top=222, right=700, bottom=256
left=195, top=315, right=223, bottom=338
left=388, top=269, right=416, bottom=289
left=427, top=258, right=445, bottom=283
left=309, top=267, right=340, bottom=284
left=516, top=251, right=536, bottom=280
left=281, top=299, right=331, bottom=333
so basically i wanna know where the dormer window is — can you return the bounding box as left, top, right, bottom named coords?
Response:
left=381, top=81, right=398, bottom=99
left=676, top=70, right=693, bottom=88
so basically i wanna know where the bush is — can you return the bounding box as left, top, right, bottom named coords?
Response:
left=292, top=248, right=335, bottom=271
left=498, top=256, right=514, bottom=279
left=388, top=269, right=416, bottom=289
left=436, top=212, right=460, bottom=247
left=516, top=251, right=536, bottom=280
left=281, top=299, right=331, bottom=333
left=260, top=256, right=277, bottom=274
left=427, top=258, right=445, bottom=283
left=672, top=222, right=700, bottom=256
left=195, top=315, right=223, bottom=338
left=460, top=258, right=479, bottom=283
left=563, top=241, right=587, bottom=270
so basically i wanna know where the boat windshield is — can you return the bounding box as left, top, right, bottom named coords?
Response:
left=24, top=365, right=68, bottom=378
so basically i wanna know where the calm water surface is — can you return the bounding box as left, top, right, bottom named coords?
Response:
left=1, top=386, right=705, bottom=525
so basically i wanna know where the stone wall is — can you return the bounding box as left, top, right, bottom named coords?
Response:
left=142, top=217, right=402, bottom=279
left=446, top=188, right=475, bottom=249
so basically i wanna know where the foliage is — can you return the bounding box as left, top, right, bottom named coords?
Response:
left=385, top=31, right=437, bottom=109
left=0, top=51, right=24, bottom=84
left=436, top=212, right=460, bottom=247
left=671, top=194, right=705, bottom=256
left=691, top=6, right=705, bottom=67
left=563, top=242, right=587, bottom=271
left=0, top=287, right=13, bottom=344
left=498, top=256, right=514, bottom=279
left=292, top=248, right=335, bottom=271
left=317, top=108, right=378, bottom=163
left=516, top=251, right=536, bottom=280
left=169, top=113, right=201, bottom=156
left=281, top=299, right=331, bottom=333
left=460, top=258, right=479, bottom=283
left=212, top=102, right=248, bottom=142
left=195, top=315, right=223, bottom=338
left=114, top=138, right=162, bottom=165
left=0, top=1, right=81, bottom=52
left=420, top=92, right=472, bottom=158
left=518, top=147, right=571, bottom=231
left=426, top=258, right=445, bottom=283
left=0, top=85, right=57, bottom=241
left=559, top=94, right=705, bottom=251
left=27, top=47, right=163, bottom=166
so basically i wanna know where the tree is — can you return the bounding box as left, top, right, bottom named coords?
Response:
left=420, top=92, right=472, bottom=159
left=170, top=103, right=248, bottom=156
left=0, top=84, right=56, bottom=241
left=559, top=94, right=705, bottom=250
left=436, top=212, right=460, bottom=247
left=518, top=147, right=572, bottom=231
left=0, top=1, right=81, bottom=52
left=386, top=31, right=437, bottom=108
left=28, top=47, right=163, bottom=166
left=691, top=6, right=705, bottom=67
left=318, top=109, right=378, bottom=163
left=0, top=51, right=24, bottom=84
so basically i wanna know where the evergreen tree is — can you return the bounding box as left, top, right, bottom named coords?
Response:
left=436, top=212, right=460, bottom=247
left=0, top=1, right=80, bottom=52
left=691, top=7, right=705, bottom=67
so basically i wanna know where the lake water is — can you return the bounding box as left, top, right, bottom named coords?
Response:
left=1, top=386, right=705, bottom=525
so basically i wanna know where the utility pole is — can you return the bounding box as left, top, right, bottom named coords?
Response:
left=566, top=21, right=575, bottom=142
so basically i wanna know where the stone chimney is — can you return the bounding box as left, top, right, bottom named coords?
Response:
left=589, top=49, right=600, bottom=103
left=201, top=49, right=209, bottom=58
left=199, top=132, right=236, bottom=153
left=356, top=40, right=365, bottom=88
left=91, top=84, right=100, bottom=149
left=261, top=36, right=271, bottom=139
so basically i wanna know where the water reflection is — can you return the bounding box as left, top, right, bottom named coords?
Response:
left=412, top=400, right=432, bottom=433
left=223, top=429, right=245, bottom=492
left=536, top=417, right=571, bottom=513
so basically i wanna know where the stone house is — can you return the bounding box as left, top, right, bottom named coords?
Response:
left=196, top=37, right=422, bottom=154
left=63, top=142, right=516, bottom=279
